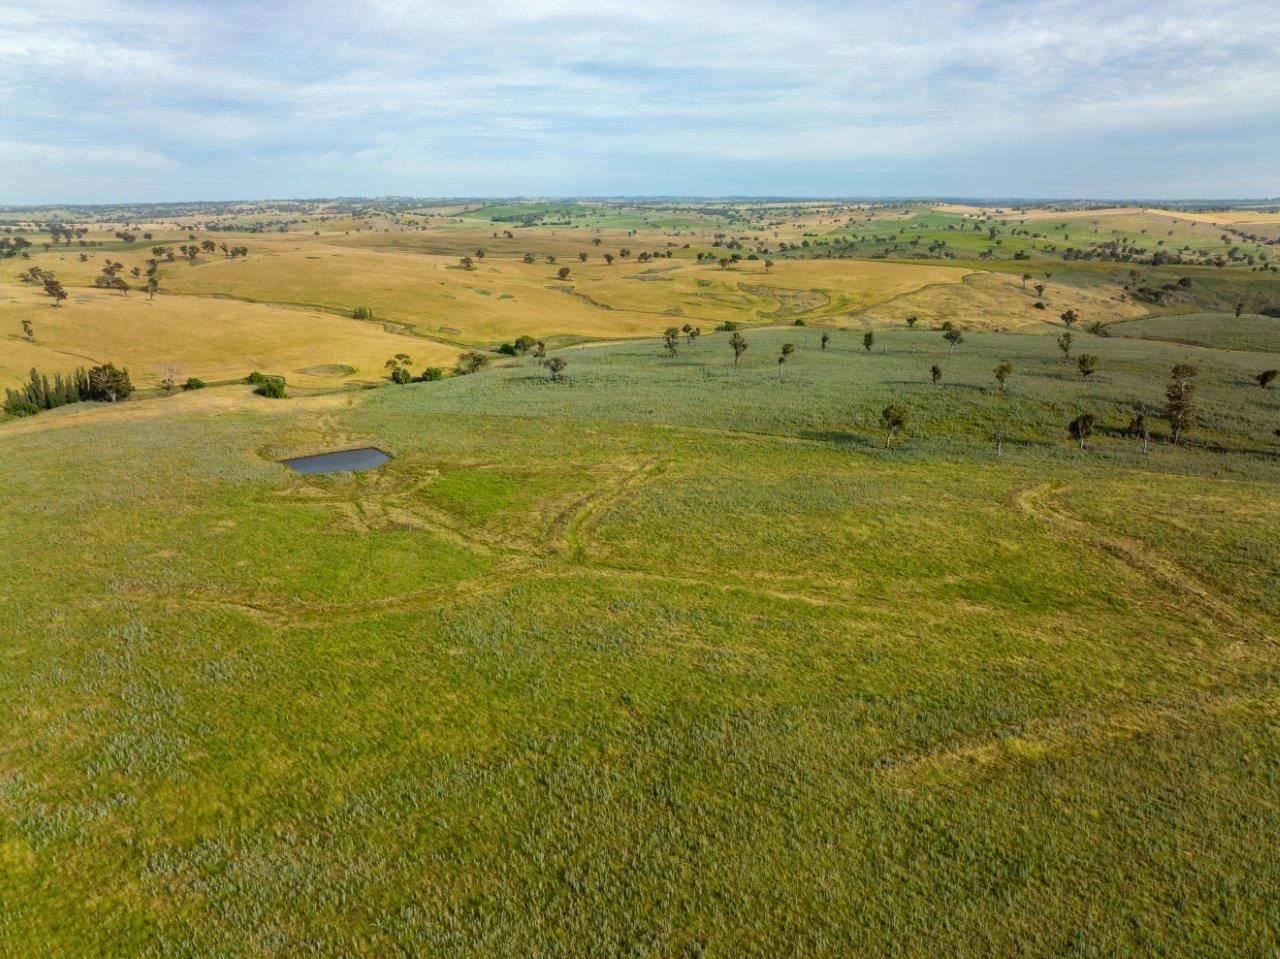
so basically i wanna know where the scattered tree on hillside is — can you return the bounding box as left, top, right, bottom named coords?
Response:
left=533, top=341, right=547, bottom=364
left=1060, top=309, right=1079, bottom=326
left=1057, top=331, right=1074, bottom=361
left=21, top=320, right=34, bottom=341
left=146, top=275, right=159, bottom=300
left=905, top=315, right=918, bottom=329
left=578, top=252, right=587, bottom=262
left=881, top=404, right=908, bottom=448
left=1078, top=353, right=1098, bottom=379
left=943, top=327, right=963, bottom=354
left=764, top=259, right=774, bottom=272
left=546, top=356, right=568, bottom=382
left=88, top=362, right=134, bottom=402
left=459, top=256, right=474, bottom=270
left=777, top=342, right=795, bottom=379
left=931, top=364, right=942, bottom=384
left=1235, top=302, right=1245, bottom=318
left=603, top=253, right=614, bottom=265
left=730, top=331, right=748, bottom=366
left=1165, top=364, right=1198, bottom=443
left=1127, top=407, right=1150, bottom=454
left=1021, top=273, right=1031, bottom=288
left=1034, top=283, right=1045, bottom=299
left=662, top=326, right=681, bottom=356
left=42, top=276, right=67, bottom=307
left=455, top=351, right=490, bottom=375
left=557, top=267, right=571, bottom=280
left=385, top=353, right=414, bottom=383
left=1069, top=413, right=1094, bottom=449
left=863, top=331, right=875, bottom=353
left=994, top=362, right=1012, bottom=394
left=820, top=331, right=831, bottom=350
left=1257, top=369, right=1278, bottom=389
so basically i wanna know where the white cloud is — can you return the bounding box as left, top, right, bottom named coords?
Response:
left=1, top=0, right=1277, bottom=200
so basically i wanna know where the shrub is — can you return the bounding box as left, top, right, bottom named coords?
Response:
left=389, top=366, right=412, bottom=384
left=419, top=367, right=444, bottom=382
left=718, top=321, right=739, bottom=331
left=182, top=377, right=206, bottom=390
left=497, top=343, right=519, bottom=356
left=1033, top=301, right=1046, bottom=310
left=245, top=370, right=269, bottom=385
left=352, top=306, right=374, bottom=320
left=793, top=319, right=806, bottom=326
left=253, top=377, right=286, bottom=398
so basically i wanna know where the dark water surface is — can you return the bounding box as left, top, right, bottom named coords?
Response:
left=280, top=447, right=392, bottom=474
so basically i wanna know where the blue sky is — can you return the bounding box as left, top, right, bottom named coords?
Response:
left=2, top=0, right=1278, bottom=203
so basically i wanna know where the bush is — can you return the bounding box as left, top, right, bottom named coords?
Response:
left=793, top=319, right=806, bottom=326
left=245, top=370, right=269, bottom=385
left=419, top=367, right=444, bottom=382
left=182, top=377, right=206, bottom=390
left=253, top=377, right=286, bottom=398
left=353, top=306, right=374, bottom=320
left=389, top=366, right=412, bottom=384
left=1033, top=301, right=1046, bottom=310
left=718, top=321, right=739, bottom=331
left=497, top=343, right=518, bottom=356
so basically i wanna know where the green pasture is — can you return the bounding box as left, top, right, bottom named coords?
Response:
left=2, top=316, right=1278, bottom=955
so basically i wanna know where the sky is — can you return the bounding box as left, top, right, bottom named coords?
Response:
left=2, top=0, right=1278, bottom=204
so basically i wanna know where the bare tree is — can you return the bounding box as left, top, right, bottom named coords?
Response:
left=158, top=363, right=183, bottom=392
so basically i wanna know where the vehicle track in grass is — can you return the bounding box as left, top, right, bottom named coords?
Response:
left=1013, top=482, right=1272, bottom=641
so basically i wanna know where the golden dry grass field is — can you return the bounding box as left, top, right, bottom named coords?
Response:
left=0, top=283, right=454, bottom=389
left=2, top=226, right=976, bottom=382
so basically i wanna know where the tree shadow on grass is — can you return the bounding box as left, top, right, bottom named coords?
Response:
left=885, top=380, right=987, bottom=393
left=797, top=429, right=880, bottom=448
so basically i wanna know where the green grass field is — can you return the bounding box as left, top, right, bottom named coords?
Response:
left=2, top=312, right=1279, bottom=955
left=1110, top=312, right=1280, bottom=353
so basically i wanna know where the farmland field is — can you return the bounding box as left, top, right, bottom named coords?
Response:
left=3, top=199, right=1280, bottom=957
left=1110, top=312, right=1280, bottom=353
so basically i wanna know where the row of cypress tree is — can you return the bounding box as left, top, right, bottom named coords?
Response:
left=3, top=364, right=135, bottom=417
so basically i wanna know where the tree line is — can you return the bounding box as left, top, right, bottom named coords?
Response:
left=4, top=364, right=134, bottom=416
